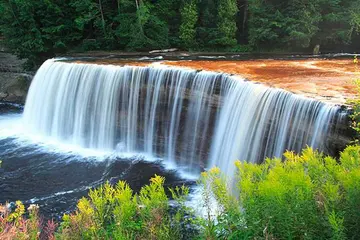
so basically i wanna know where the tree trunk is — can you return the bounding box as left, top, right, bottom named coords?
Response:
left=242, top=0, right=248, bottom=33
left=98, top=0, right=106, bottom=36
left=117, top=0, right=120, bottom=15
left=135, top=0, right=144, bottom=35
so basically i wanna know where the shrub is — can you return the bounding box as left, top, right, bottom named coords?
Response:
left=57, top=175, right=194, bottom=240
left=201, top=146, right=360, bottom=240
left=0, top=202, right=57, bottom=239
left=348, top=55, right=360, bottom=142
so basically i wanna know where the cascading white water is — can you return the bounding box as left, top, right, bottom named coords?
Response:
left=23, top=59, right=345, bottom=178
left=208, top=79, right=342, bottom=180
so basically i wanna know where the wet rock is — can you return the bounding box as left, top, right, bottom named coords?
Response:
left=0, top=52, right=33, bottom=103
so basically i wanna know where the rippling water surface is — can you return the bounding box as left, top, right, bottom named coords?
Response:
left=0, top=104, right=192, bottom=220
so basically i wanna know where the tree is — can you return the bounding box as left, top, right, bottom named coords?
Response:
left=247, top=0, right=285, bottom=48
left=215, top=0, right=238, bottom=47
left=314, top=0, right=359, bottom=48
left=247, top=0, right=360, bottom=51
left=153, top=0, right=182, bottom=46
left=179, top=0, right=198, bottom=48
left=247, top=0, right=321, bottom=50
left=114, top=0, right=169, bottom=50
left=286, top=0, right=321, bottom=48
left=0, top=0, right=81, bottom=69
left=196, top=0, right=218, bottom=48
left=0, top=0, right=359, bottom=64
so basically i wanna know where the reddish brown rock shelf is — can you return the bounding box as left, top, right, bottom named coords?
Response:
left=74, top=58, right=359, bottom=105
left=164, top=59, right=358, bottom=105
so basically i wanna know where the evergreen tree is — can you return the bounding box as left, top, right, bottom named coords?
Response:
left=286, top=0, right=321, bottom=48
left=196, top=0, right=218, bottom=48
left=315, top=0, right=360, bottom=49
left=153, top=0, right=182, bottom=46
left=215, top=0, right=238, bottom=47
left=0, top=0, right=359, bottom=66
left=179, top=0, right=198, bottom=49
left=0, top=0, right=81, bottom=69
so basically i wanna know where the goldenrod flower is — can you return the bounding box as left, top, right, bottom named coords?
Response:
left=209, top=166, right=221, bottom=175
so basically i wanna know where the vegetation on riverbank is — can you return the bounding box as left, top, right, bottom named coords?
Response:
left=200, top=146, right=360, bottom=239
left=348, top=55, right=360, bottom=142
left=1, top=144, right=360, bottom=239
left=0, top=0, right=359, bottom=69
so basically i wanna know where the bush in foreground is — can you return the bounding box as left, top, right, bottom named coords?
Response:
left=0, top=201, right=56, bottom=239
left=200, top=146, right=360, bottom=240
left=1, top=146, right=360, bottom=239
left=57, top=175, right=193, bottom=240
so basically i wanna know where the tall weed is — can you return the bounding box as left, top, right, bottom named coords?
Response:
left=58, top=175, right=193, bottom=240
left=202, top=146, right=360, bottom=240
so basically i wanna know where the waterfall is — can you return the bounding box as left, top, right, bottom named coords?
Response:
left=23, top=59, right=345, bottom=178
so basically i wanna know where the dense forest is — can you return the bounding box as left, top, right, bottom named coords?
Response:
left=0, top=0, right=360, bottom=68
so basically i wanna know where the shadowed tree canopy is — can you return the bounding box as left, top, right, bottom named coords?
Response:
left=0, top=0, right=359, bottom=68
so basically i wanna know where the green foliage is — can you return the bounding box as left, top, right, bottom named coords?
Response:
left=0, top=0, right=82, bottom=69
left=248, top=0, right=321, bottom=49
left=349, top=2, right=360, bottom=40
left=1, top=0, right=359, bottom=66
left=201, top=146, right=360, bottom=239
left=229, top=44, right=253, bottom=53
left=6, top=201, right=25, bottom=224
left=214, top=0, right=238, bottom=47
left=198, top=167, right=243, bottom=239
left=58, top=175, right=193, bottom=240
left=348, top=56, right=360, bottom=141
left=113, top=0, right=170, bottom=51
left=179, top=0, right=198, bottom=49
left=316, top=0, right=360, bottom=46
left=247, top=0, right=360, bottom=50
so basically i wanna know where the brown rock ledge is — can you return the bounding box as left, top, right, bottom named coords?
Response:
left=72, top=58, right=359, bottom=105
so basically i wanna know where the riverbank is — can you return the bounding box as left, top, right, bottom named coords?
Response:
left=63, top=50, right=358, bottom=61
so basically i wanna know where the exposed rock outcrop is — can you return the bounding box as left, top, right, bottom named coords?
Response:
left=0, top=52, right=33, bottom=103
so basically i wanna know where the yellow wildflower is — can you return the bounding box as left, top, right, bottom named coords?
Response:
left=209, top=166, right=220, bottom=175
left=234, top=160, right=242, bottom=168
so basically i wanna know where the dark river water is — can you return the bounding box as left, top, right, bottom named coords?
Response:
left=0, top=103, right=193, bottom=220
